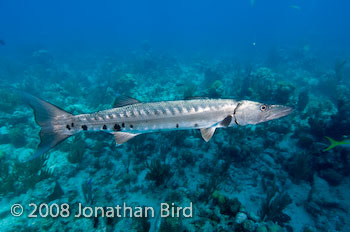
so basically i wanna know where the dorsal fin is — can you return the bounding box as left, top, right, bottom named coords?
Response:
left=113, top=96, right=141, bottom=108
left=220, top=115, right=232, bottom=127
left=113, top=132, right=140, bottom=145
left=200, top=127, right=216, bottom=142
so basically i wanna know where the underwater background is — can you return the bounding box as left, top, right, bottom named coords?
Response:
left=1, top=0, right=350, bottom=231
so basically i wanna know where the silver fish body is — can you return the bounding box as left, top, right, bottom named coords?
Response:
left=21, top=92, right=293, bottom=160
left=70, top=99, right=238, bottom=134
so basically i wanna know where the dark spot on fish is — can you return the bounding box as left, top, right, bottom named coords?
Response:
left=102, top=125, right=107, bottom=130
left=176, top=123, right=179, bottom=128
left=130, top=124, right=134, bottom=128
left=194, top=123, right=198, bottom=127
left=82, top=125, right=88, bottom=130
left=71, top=122, right=74, bottom=127
left=114, top=124, right=121, bottom=131
left=122, top=122, right=125, bottom=128
left=66, top=124, right=71, bottom=130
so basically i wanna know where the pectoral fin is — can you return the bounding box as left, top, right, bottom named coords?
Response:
left=200, top=127, right=216, bottom=142
left=220, top=115, right=232, bottom=127
left=113, top=132, right=140, bottom=144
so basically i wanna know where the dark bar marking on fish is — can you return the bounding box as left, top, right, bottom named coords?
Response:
left=161, top=108, right=167, bottom=114
left=71, top=123, right=74, bottom=127
left=154, top=109, right=160, bottom=115
left=82, top=125, right=88, bottom=130
left=102, top=125, right=107, bottom=130
left=169, top=107, right=176, bottom=115
left=130, top=124, right=134, bottom=128
left=177, top=106, right=183, bottom=113
left=176, top=123, right=179, bottom=128
left=185, top=106, right=192, bottom=112
left=66, top=124, right=71, bottom=130
left=194, top=123, right=198, bottom=127
left=122, top=123, right=125, bottom=128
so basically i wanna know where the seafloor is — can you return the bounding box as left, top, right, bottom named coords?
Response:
left=0, top=47, right=349, bottom=232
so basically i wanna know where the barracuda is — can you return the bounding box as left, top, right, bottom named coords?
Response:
left=21, top=93, right=293, bottom=160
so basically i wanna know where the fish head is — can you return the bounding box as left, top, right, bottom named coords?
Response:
left=234, top=100, right=293, bottom=126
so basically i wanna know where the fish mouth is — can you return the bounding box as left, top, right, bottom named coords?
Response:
left=266, top=105, right=294, bottom=120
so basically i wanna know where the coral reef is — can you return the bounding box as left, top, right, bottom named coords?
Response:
left=0, top=44, right=349, bottom=232
left=67, top=134, right=86, bottom=164
left=145, top=159, right=173, bottom=186
left=286, top=152, right=313, bottom=183
left=259, top=189, right=292, bottom=226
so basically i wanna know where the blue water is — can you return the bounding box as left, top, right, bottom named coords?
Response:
left=1, top=1, right=349, bottom=57
left=0, top=0, right=350, bottom=231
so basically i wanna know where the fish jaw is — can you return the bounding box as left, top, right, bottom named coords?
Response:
left=264, top=105, right=294, bottom=121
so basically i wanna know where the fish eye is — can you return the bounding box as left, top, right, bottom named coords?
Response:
left=260, top=104, right=267, bottom=111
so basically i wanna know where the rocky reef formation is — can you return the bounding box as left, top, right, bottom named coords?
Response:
left=0, top=46, right=349, bottom=231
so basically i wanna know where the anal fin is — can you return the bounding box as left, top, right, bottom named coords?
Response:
left=113, top=132, right=140, bottom=145
left=200, top=127, right=216, bottom=142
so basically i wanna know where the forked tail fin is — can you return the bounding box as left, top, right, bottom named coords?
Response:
left=323, top=136, right=341, bottom=152
left=20, top=92, right=73, bottom=161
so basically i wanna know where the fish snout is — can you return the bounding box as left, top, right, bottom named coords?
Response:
left=266, top=105, right=294, bottom=121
